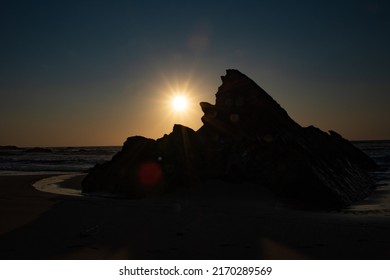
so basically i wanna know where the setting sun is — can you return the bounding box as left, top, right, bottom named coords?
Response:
left=171, top=95, right=188, bottom=112
left=152, top=75, right=203, bottom=133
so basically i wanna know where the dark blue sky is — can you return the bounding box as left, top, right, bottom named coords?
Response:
left=1, top=0, right=389, bottom=146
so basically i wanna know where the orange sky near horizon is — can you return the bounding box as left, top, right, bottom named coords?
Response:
left=1, top=68, right=389, bottom=148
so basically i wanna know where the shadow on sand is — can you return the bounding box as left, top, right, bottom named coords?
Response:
left=1, top=178, right=390, bottom=260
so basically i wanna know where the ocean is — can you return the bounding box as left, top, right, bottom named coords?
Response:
left=0, top=146, right=120, bottom=175
left=0, top=142, right=389, bottom=187
left=353, top=141, right=390, bottom=186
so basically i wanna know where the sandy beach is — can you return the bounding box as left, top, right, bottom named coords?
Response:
left=1, top=174, right=390, bottom=260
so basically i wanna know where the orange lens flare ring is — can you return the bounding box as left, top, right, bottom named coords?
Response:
left=137, top=161, right=163, bottom=186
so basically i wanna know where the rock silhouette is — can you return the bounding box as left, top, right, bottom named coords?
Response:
left=25, top=147, right=53, bottom=153
left=82, top=70, right=377, bottom=208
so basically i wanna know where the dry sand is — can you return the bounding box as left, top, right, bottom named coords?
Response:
left=1, top=174, right=390, bottom=260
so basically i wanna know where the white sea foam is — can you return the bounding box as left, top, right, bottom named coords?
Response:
left=33, top=174, right=83, bottom=197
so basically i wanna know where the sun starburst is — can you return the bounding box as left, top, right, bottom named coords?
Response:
left=171, top=95, right=188, bottom=112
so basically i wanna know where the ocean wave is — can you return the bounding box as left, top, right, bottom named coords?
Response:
left=0, top=146, right=120, bottom=173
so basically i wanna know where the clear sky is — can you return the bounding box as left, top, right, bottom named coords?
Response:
left=1, top=0, right=389, bottom=147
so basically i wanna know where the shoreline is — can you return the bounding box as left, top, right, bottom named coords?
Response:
left=1, top=173, right=390, bottom=259
left=33, top=173, right=85, bottom=196
left=33, top=173, right=390, bottom=215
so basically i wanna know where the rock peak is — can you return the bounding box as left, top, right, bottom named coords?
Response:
left=202, top=69, right=300, bottom=143
left=218, top=69, right=255, bottom=92
left=220, top=69, right=250, bottom=82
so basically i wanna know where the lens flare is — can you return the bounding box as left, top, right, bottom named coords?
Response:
left=137, top=161, right=162, bottom=186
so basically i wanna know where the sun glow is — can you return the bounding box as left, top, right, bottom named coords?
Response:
left=144, top=71, right=206, bottom=138
left=171, top=95, right=188, bottom=112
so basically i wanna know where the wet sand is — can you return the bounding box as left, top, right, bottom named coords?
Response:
left=1, top=174, right=390, bottom=259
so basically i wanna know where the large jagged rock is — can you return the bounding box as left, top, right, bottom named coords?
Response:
left=82, top=69, right=377, bottom=207
left=82, top=125, right=205, bottom=197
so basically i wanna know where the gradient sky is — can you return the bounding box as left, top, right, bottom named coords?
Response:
left=1, top=0, right=389, bottom=147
